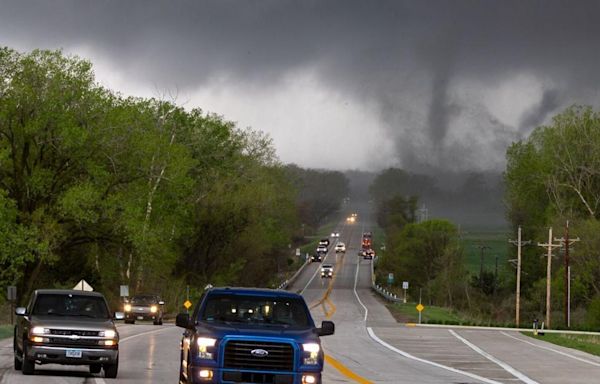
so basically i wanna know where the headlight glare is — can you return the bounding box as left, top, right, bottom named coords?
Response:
left=31, top=327, right=48, bottom=335
left=124, top=304, right=132, bottom=312
left=150, top=305, right=158, bottom=313
left=197, top=337, right=217, bottom=359
left=303, top=343, right=320, bottom=365
left=100, top=330, right=116, bottom=338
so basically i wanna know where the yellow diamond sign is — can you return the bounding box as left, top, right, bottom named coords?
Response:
left=183, top=300, right=192, bottom=309
left=416, top=303, right=425, bottom=312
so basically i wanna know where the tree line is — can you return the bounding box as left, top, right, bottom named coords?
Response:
left=0, top=48, right=348, bottom=309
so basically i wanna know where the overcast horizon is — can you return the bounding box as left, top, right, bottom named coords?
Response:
left=2, top=0, right=600, bottom=173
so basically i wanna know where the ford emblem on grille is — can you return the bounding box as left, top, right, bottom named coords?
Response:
left=250, top=348, right=269, bottom=357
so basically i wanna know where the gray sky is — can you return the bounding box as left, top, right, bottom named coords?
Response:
left=2, top=0, right=600, bottom=172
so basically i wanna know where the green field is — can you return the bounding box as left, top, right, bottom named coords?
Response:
left=0, top=324, right=12, bottom=340
left=522, top=332, right=600, bottom=357
left=461, top=228, right=510, bottom=275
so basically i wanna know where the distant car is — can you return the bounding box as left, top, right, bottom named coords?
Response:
left=364, top=249, right=375, bottom=260
left=335, top=242, right=346, bottom=253
left=316, top=245, right=328, bottom=253
left=330, top=232, right=340, bottom=238
left=124, top=294, right=164, bottom=325
left=319, top=238, right=330, bottom=247
left=311, top=252, right=325, bottom=262
left=321, top=264, right=334, bottom=278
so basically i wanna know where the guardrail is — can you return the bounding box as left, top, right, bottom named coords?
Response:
left=277, top=257, right=310, bottom=290
left=370, top=256, right=401, bottom=302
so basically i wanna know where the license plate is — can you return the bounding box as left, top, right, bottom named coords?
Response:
left=137, top=316, right=144, bottom=320
left=66, top=349, right=82, bottom=358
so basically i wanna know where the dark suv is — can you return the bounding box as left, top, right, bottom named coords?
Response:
left=13, top=289, right=123, bottom=378
left=176, top=287, right=334, bottom=384
left=124, top=294, right=164, bottom=325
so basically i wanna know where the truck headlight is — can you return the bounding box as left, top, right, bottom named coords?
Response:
left=31, top=327, right=49, bottom=335
left=302, top=343, right=320, bottom=365
left=124, top=304, right=132, bottom=312
left=99, top=330, right=116, bottom=338
left=150, top=305, right=158, bottom=313
left=197, top=337, right=217, bottom=359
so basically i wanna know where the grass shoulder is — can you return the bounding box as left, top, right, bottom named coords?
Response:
left=0, top=324, right=13, bottom=340
left=385, top=301, right=466, bottom=324
left=522, top=332, right=600, bottom=357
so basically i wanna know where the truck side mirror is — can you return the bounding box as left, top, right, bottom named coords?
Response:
left=114, top=311, right=125, bottom=320
left=15, top=307, right=26, bottom=316
left=176, top=313, right=193, bottom=329
left=317, top=320, right=334, bottom=336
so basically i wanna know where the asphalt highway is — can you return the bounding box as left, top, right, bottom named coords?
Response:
left=2, top=213, right=600, bottom=383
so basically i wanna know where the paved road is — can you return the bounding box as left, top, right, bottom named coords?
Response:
left=2, top=211, right=600, bottom=383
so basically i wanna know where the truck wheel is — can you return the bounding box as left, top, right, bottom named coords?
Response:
left=90, top=363, right=102, bottom=374
left=21, top=343, right=35, bottom=375
left=13, top=335, right=22, bottom=370
left=104, top=357, right=118, bottom=379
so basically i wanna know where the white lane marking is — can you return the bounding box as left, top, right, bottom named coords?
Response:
left=367, top=327, right=503, bottom=384
left=353, top=257, right=368, bottom=322
left=449, top=329, right=539, bottom=384
left=300, top=240, right=337, bottom=294
left=500, top=331, right=600, bottom=368
left=120, top=326, right=174, bottom=343
left=95, top=377, right=106, bottom=384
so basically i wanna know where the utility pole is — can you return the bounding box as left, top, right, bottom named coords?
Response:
left=477, top=244, right=491, bottom=289
left=538, top=227, right=562, bottom=329
left=509, top=226, right=531, bottom=327
left=554, top=220, right=579, bottom=328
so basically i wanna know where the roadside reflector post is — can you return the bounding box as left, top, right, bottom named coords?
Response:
left=533, top=318, right=538, bottom=336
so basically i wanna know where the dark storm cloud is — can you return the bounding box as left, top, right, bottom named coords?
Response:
left=2, top=0, right=600, bottom=172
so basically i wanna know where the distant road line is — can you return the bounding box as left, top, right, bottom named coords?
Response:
left=324, top=354, right=374, bottom=384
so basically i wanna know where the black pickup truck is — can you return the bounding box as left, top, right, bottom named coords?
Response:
left=13, top=289, right=124, bottom=378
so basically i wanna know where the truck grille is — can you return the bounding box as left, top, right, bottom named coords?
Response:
left=224, top=340, right=294, bottom=371
left=49, top=329, right=100, bottom=337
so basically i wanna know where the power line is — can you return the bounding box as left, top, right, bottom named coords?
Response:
left=508, top=226, right=531, bottom=327
left=537, top=227, right=562, bottom=329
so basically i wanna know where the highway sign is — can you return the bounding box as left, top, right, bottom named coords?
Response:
left=120, top=285, right=129, bottom=297
left=7, top=286, right=16, bottom=301
left=183, top=300, right=192, bottom=309
left=402, top=281, right=409, bottom=290
left=388, top=273, right=394, bottom=284
left=416, top=303, right=424, bottom=312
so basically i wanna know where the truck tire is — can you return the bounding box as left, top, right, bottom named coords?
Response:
left=104, top=357, right=118, bottom=379
left=21, top=343, right=35, bottom=375
left=13, top=334, right=22, bottom=371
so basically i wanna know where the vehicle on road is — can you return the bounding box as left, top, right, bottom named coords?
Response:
left=318, top=238, right=330, bottom=247
left=316, top=244, right=327, bottom=254
left=124, top=294, right=165, bottom=325
left=13, top=289, right=123, bottom=378
left=321, top=264, right=334, bottom=278
left=363, top=249, right=375, bottom=260
left=334, top=242, right=346, bottom=253
left=176, top=287, right=334, bottom=384
left=330, top=231, right=340, bottom=238
left=361, top=232, right=372, bottom=249
left=311, top=251, right=325, bottom=262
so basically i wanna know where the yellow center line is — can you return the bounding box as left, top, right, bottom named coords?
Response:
left=325, top=354, right=374, bottom=384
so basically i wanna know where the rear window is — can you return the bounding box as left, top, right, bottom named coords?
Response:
left=200, top=294, right=310, bottom=328
left=32, top=294, right=110, bottom=319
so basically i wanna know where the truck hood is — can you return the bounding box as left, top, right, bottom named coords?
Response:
left=30, top=315, right=116, bottom=331
left=195, top=322, right=320, bottom=344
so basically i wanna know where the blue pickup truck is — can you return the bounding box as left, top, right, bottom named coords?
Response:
left=176, top=287, right=334, bottom=384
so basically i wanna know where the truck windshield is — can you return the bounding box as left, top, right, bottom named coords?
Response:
left=130, top=296, right=156, bottom=305
left=32, top=294, right=110, bottom=319
left=200, top=295, right=310, bottom=327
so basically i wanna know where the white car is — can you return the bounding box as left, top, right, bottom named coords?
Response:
left=321, top=264, right=334, bottom=278
left=335, top=242, right=346, bottom=253
left=330, top=232, right=340, bottom=238
left=316, top=245, right=328, bottom=253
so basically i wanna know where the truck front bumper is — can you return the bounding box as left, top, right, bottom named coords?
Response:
left=189, top=366, right=321, bottom=384
left=26, top=344, right=118, bottom=365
